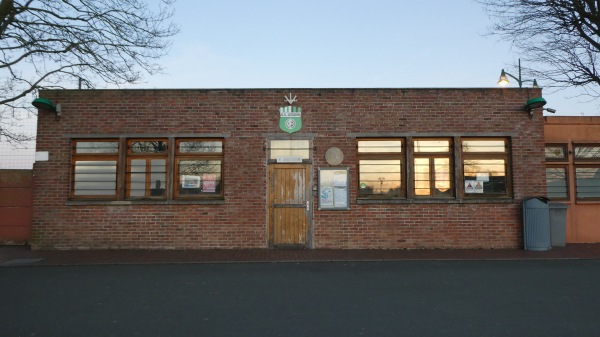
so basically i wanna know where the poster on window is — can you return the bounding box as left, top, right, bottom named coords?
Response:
left=182, top=175, right=200, bottom=189
left=202, top=174, right=216, bottom=192
left=465, top=180, right=484, bottom=193
left=318, top=168, right=350, bottom=210
left=333, top=172, right=346, bottom=187
left=476, top=173, right=490, bottom=182
left=320, top=187, right=333, bottom=206
left=333, top=187, right=348, bottom=207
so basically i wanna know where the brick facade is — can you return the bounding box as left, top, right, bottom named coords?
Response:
left=32, top=88, right=546, bottom=249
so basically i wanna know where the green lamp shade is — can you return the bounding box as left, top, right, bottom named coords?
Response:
left=32, top=98, right=57, bottom=111
left=525, top=97, right=547, bottom=110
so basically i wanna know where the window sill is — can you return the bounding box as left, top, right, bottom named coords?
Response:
left=356, top=198, right=514, bottom=205
left=66, top=199, right=225, bottom=206
left=575, top=199, right=600, bottom=204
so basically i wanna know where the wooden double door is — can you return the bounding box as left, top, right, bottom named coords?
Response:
left=268, top=164, right=311, bottom=247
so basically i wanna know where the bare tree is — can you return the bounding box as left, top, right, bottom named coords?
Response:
left=0, top=0, right=179, bottom=144
left=480, top=0, right=600, bottom=97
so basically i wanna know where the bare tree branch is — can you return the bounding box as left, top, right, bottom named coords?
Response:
left=479, top=0, right=600, bottom=97
left=0, top=0, right=179, bottom=144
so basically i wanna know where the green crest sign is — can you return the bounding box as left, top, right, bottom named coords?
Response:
left=279, top=106, right=302, bottom=134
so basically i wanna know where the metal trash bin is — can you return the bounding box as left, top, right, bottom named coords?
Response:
left=549, top=203, right=568, bottom=247
left=522, top=197, right=551, bottom=251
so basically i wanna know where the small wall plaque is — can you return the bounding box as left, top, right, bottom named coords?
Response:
left=35, top=151, right=49, bottom=161
left=277, top=156, right=303, bottom=163
left=325, top=147, right=344, bottom=166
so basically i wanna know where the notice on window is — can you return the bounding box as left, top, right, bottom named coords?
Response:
left=334, top=172, right=346, bottom=187
left=320, top=187, right=333, bottom=207
left=476, top=173, right=490, bottom=182
left=182, top=175, right=200, bottom=189
left=465, top=180, right=484, bottom=193
left=334, top=187, right=347, bottom=207
left=202, top=174, right=216, bottom=192
left=319, top=168, right=350, bottom=210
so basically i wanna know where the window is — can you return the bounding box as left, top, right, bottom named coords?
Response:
left=175, top=139, right=223, bottom=198
left=575, top=167, right=600, bottom=199
left=356, top=137, right=514, bottom=201
left=544, top=144, right=569, bottom=200
left=545, top=144, right=568, bottom=161
left=127, top=139, right=168, bottom=199
left=574, top=144, right=600, bottom=200
left=269, top=139, right=311, bottom=160
left=574, top=144, right=600, bottom=160
left=71, top=140, right=119, bottom=199
left=357, top=139, right=404, bottom=198
left=461, top=138, right=510, bottom=197
left=413, top=139, right=453, bottom=197
left=546, top=167, right=568, bottom=199
left=71, top=138, right=224, bottom=201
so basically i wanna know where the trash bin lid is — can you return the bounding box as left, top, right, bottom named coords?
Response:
left=523, top=197, right=550, bottom=208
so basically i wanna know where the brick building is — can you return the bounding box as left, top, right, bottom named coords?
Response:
left=32, top=88, right=547, bottom=250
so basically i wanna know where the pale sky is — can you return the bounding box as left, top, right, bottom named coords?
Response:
left=125, top=0, right=597, bottom=116
left=2, top=0, right=598, bottom=169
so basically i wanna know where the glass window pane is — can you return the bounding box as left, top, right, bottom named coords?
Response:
left=358, top=140, right=402, bottom=153
left=130, top=141, right=167, bottom=153
left=464, top=159, right=506, bottom=194
left=414, top=158, right=430, bottom=196
left=414, top=140, right=450, bottom=153
left=546, top=167, right=567, bottom=199
left=269, top=140, right=310, bottom=159
left=359, top=159, right=401, bottom=196
left=576, top=167, right=600, bottom=198
left=462, top=140, right=506, bottom=153
left=150, top=159, right=166, bottom=197
left=574, top=146, right=600, bottom=159
left=545, top=146, right=567, bottom=160
left=73, top=161, right=117, bottom=196
left=179, top=141, right=222, bottom=153
left=178, top=160, right=222, bottom=195
left=434, top=158, right=451, bottom=196
left=128, top=159, right=146, bottom=197
left=75, top=141, right=118, bottom=154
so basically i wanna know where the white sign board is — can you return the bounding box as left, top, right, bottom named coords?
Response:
left=277, top=156, right=303, bottom=163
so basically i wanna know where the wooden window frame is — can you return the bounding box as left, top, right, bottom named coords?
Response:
left=357, top=138, right=405, bottom=199
left=174, top=138, right=224, bottom=199
left=70, top=137, right=225, bottom=202
left=545, top=143, right=568, bottom=162
left=70, top=139, right=119, bottom=200
left=460, top=137, right=512, bottom=198
left=413, top=138, right=454, bottom=198
left=546, top=165, right=569, bottom=201
left=574, top=165, right=600, bottom=200
left=573, top=143, right=600, bottom=161
left=126, top=139, right=168, bottom=200
left=573, top=144, right=600, bottom=200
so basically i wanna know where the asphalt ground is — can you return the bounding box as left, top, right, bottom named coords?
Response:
left=2, top=260, right=600, bottom=336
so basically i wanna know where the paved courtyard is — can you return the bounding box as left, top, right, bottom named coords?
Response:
left=2, top=259, right=600, bottom=336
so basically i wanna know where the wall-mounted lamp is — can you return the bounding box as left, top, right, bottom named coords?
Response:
left=524, top=97, right=547, bottom=119
left=32, top=98, right=61, bottom=120
left=497, top=59, right=539, bottom=88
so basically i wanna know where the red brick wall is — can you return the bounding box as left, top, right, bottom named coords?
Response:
left=32, top=88, right=546, bottom=249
